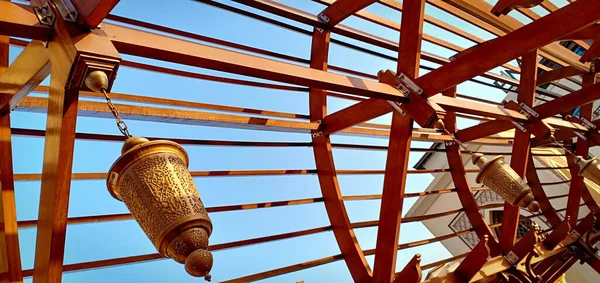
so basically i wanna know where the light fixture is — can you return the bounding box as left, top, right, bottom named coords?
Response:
left=84, top=71, right=214, bottom=281
left=549, top=134, right=600, bottom=188
left=438, top=121, right=539, bottom=212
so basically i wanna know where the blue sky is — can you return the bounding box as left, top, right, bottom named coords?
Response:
left=8, top=0, right=572, bottom=282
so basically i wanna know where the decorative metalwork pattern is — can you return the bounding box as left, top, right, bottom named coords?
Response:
left=108, top=137, right=213, bottom=280
left=474, top=154, right=539, bottom=212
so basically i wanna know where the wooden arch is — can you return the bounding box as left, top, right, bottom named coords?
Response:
left=2, top=0, right=600, bottom=282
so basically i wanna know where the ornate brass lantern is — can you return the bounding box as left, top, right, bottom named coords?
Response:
left=575, top=156, right=600, bottom=185
left=108, top=137, right=213, bottom=280
left=472, top=154, right=539, bottom=212
left=433, top=121, right=540, bottom=213
left=84, top=71, right=214, bottom=281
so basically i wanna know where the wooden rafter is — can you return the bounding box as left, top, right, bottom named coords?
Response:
left=318, top=0, right=376, bottom=27
left=0, top=40, right=50, bottom=114
left=319, top=0, right=600, bottom=136
left=3, top=0, right=600, bottom=281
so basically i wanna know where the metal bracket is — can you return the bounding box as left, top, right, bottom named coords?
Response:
left=316, top=13, right=329, bottom=33
left=512, top=121, right=528, bottom=133
left=444, top=140, right=457, bottom=147
left=581, top=117, right=597, bottom=130
left=518, top=102, right=539, bottom=119
left=570, top=229, right=582, bottom=239
left=388, top=101, right=406, bottom=116
left=575, top=131, right=588, bottom=141
left=397, top=73, right=423, bottom=95
left=504, top=251, right=520, bottom=265
left=54, top=0, right=78, bottom=22
left=33, top=2, right=56, bottom=26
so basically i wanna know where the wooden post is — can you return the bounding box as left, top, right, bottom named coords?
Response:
left=499, top=49, right=538, bottom=254
left=372, top=0, right=424, bottom=281
left=0, top=31, right=23, bottom=283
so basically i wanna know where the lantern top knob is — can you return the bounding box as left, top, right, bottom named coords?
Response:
left=121, top=136, right=150, bottom=154
left=84, top=70, right=109, bottom=92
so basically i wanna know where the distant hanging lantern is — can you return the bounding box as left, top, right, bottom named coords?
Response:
left=575, top=155, right=600, bottom=185
left=435, top=120, right=539, bottom=212
left=84, top=71, right=214, bottom=281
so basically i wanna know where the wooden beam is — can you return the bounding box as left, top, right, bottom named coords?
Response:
left=0, top=29, right=23, bottom=283
left=491, top=0, right=544, bottom=16
left=392, top=254, right=422, bottom=283
left=443, top=87, right=501, bottom=256
left=70, top=0, right=120, bottom=29
left=566, top=73, right=596, bottom=228
left=526, top=154, right=563, bottom=228
left=32, top=58, right=80, bottom=283
left=0, top=40, right=50, bottom=114
left=318, top=0, right=376, bottom=27
left=456, top=79, right=600, bottom=143
left=454, top=236, right=490, bottom=282
left=16, top=96, right=516, bottom=145
left=499, top=50, right=538, bottom=255
left=307, top=22, right=371, bottom=282
left=101, top=22, right=406, bottom=102
left=319, top=0, right=600, bottom=135
left=0, top=2, right=52, bottom=41
left=32, top=6, right=119, bottom=282
left=537, top=66, right=583, bottom=86
left=372, top=0, right=423, bottom=280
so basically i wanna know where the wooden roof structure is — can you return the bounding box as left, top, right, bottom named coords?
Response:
left=2, top=0, right=600, bottom=282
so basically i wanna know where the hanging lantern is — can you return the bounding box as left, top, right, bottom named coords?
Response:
left=472, top=153, right=540, bottom=212
left=84, top=71, right=214, bottom=281
left=575, top=156, right=600, bottom=185
left=107, top=137, right=213, bottom=280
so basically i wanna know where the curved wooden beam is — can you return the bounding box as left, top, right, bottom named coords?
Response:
left=307, top=27, right=372, bottom=282
left=526, top=154, right=562, bottom=227
left=444, top=87, right=501, bottom=256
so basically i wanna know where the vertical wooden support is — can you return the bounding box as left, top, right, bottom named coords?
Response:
left=499, top=49, right=538, bottom=255
left=372, top=1, right=424, bottom=281
left=308, top=28, right=371, bottom=283
left=566, top=73, right=596, bottom=228
left=0, top=32, right=23, bottom=283
left=444, top=87, right=501, bottom=256
left=32, top=65, right=80, bottom=283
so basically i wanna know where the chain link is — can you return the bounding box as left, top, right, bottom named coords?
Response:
left=101, top=88, right=132, bottom=137
left=441, top=127, right=476, bottom=156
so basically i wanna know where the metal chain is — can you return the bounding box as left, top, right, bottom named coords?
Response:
left=101, top=88, right=132, bottom=137
left=441, top=127, right=476, bottom=156
left=550, top=136, right=576, bottom=158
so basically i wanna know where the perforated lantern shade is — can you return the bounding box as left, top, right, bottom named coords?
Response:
left=576, top=156, right=600, bottom=186
left=472, top=154, right=539, bottom=212
left=107, top=137, right=213, bottom=281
